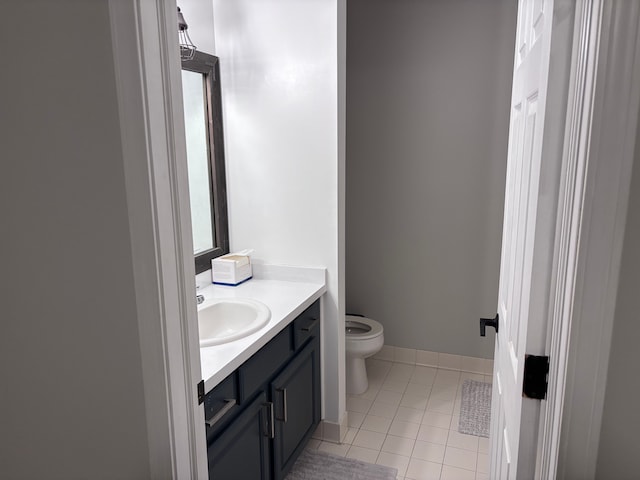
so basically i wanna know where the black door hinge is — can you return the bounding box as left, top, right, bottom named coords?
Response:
left=523, top=355, right=549, bottom=400
left=197, top=380, right=205, bottom=405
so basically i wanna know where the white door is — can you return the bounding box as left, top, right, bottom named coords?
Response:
left=489, top=0, right=554, bottom=478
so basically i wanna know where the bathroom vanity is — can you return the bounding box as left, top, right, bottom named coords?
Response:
left=205, top=300, right=320, bottom=479
left=197, top=266, right=325, bottom=480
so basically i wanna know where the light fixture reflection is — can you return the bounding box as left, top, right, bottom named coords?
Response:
left=178, top=7, right=197, bottom=61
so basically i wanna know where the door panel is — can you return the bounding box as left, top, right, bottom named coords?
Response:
left=490, top=0, right=554, bottom=478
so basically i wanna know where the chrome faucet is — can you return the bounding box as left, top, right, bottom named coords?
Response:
left=196, top=294, right=205, bottom=305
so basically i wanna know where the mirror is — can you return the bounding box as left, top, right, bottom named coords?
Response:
left=181, top=52, right=229, bottom=274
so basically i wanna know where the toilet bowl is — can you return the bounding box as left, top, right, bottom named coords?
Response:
left=345, top=315, right=384, bottom=395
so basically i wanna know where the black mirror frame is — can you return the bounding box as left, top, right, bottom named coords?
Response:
left=182, top=51, right=230, bottom=274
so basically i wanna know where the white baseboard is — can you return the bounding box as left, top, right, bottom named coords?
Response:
left=372, top=344, right=494, bottom=376
left=312, top=413, right=349, bottom=444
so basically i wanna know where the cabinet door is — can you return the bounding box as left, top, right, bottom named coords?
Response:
left=271, top=338, right=321, bottom=480
left=207, top=392, right=272, bottom=480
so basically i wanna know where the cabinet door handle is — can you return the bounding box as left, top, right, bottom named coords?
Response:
left=205, top=398, right=236, bottom=428
left=302, top=318, right=319, bottom=332
left=276, top=388, right=288, bottom=423
left=263, top=402, right=275, bottom=438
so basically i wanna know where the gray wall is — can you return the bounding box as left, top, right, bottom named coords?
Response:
left=0, top=1, right=150, bottom=477
left=346, top=0, right=517, bottom=357
left=595, top=112, right=640, bottom=478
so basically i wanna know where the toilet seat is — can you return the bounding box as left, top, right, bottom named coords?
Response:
left=345, top=315, right=385, bottom=394
left=345, top=315, right=383, bottom=341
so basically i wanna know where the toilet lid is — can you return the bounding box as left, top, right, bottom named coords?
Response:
left=345, top=315, right=383, bottom=340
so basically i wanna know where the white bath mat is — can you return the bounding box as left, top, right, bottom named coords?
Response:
left=286, top=448, right=397, bottom=480
left=458, top=379, right=492, bottom=438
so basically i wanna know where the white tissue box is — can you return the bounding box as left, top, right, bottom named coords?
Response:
left=212, top=253, right=253, bottom=286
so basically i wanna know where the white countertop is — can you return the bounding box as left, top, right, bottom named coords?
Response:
left=198, top=264, right=326, bottom=393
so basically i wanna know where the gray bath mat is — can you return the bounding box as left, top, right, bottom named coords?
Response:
left=458, top=379, right=492, bottom=437
left=286, top=448, right=397, bottom=480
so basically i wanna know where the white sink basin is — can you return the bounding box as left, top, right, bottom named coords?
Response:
left=198, top=298, right=271, bottom=347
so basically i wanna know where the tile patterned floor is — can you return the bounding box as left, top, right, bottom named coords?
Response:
left=308, top=359, right=492, bottom=480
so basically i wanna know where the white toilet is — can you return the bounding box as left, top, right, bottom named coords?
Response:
left=345, top=315, right=384, bottom=395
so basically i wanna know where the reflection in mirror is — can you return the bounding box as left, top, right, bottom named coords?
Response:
left=182, top=70, right=215, bottom=254
left=181, top=52, right=229, bottom=274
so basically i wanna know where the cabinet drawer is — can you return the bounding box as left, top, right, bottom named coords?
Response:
left=293, top=300, right=320, bottom=350
left=239, top=326, right=292, bottom=402
left=204, top=372, right=239, bottom=439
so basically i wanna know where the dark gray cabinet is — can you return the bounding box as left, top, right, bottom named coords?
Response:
left=272, top=339, right=321, bottom=478
left=204, top=300, right=321, bottom=480
left=207, top=392, right=271, bottom=480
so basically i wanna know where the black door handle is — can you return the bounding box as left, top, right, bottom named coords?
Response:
left=480, top=314, right=499, bottom=336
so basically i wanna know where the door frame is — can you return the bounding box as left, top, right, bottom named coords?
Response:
left=108, top=0, right=207, bottom=478
left=107, top=0, right=640, bottom=478
left=535, top=1, right=640, bottom=478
